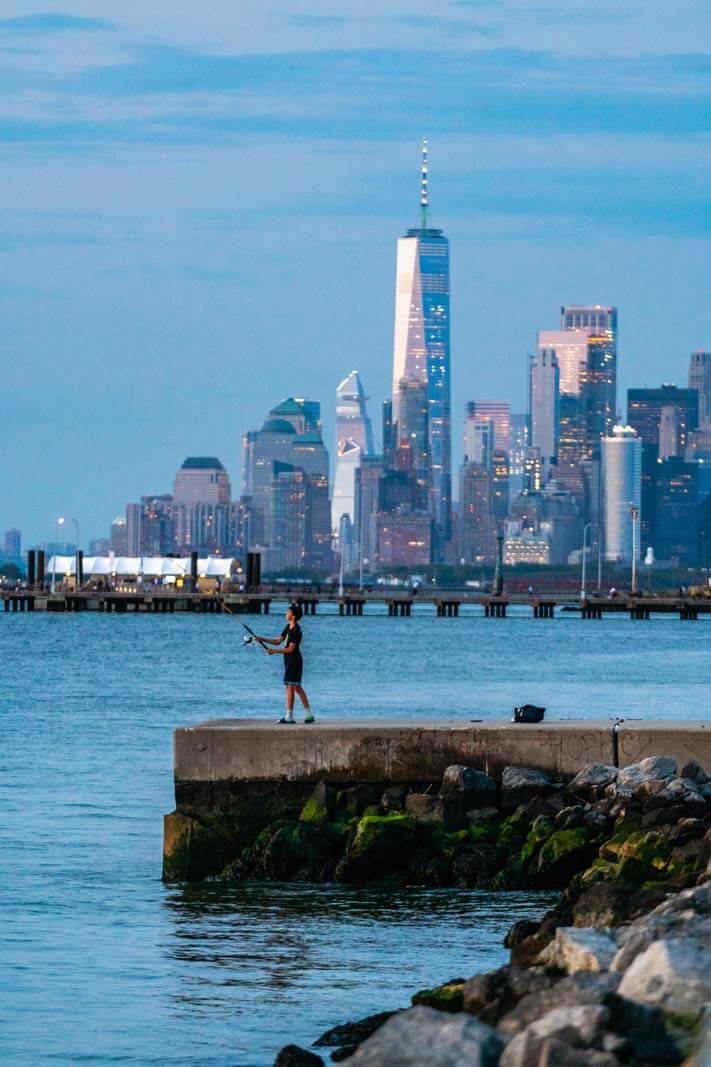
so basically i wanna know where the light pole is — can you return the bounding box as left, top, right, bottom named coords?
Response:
left=51, top=516, right=65, bottom=593
left=596, top=522, right=603, bottom=592
left=71, top=518, right=80, bottom=589
left=580, top=522, right=591, bottom=601
left=630, top=506, right=639, bottom=595
left=338, top=515, right=346, bottom=598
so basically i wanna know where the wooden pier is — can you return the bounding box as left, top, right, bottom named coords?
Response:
left=2, top=587, right=711, bottom=620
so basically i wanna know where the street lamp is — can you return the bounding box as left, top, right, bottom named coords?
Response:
left=630, top=506, right=639, bottom=595
left=70, top=518, right=80, bottom=589
left=580, top=522, right=591, bottom=601
left=51, top=516, right=65, bottom=593
left=338, top=515, right=347, bottom=598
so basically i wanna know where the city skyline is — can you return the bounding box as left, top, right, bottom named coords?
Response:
left=2, top=3, right=711, bottom=544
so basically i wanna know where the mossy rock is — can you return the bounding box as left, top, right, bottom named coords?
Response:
left=451, top=843, right=501, bottom=888
left=535, top=827, right=594, bottom=887
left=520, top=816, right=556, bottom=866
left=496, top=815, right=527, bottom=853
left=163, top=810, right=234, bottom=882
left=407, top=848, right=452, bottom=886
left=336, top=813, right=417, bottom=886
left=247, top=820, right=347, bottom=881
left=299, top=782, right=336, bottom=825
left=412, top=978, right=465, bottom=1013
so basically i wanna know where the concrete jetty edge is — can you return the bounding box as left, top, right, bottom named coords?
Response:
left=173, top=718, right=711, bottom=785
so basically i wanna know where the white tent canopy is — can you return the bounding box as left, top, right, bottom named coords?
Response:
left=45, top=556, right=240, bottom=578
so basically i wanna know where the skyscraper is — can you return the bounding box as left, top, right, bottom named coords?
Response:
left=173, top=457, right=231, bottom=507
left=458, top=463, right=496, bottom=563
left=537, top=330, right=588, bottom=397
left=689, top=350, right=711, bottom=430
left=601, top=426, right=642, bottom=562
left=242, top=398, right=331, bottom=570
left=391, top=140, right=452, bottom=555
left=528, top=348, right=560, bottom=484
left=332, top=370, right=374, bottom=535
left=627, top=384, right=698, bottom=550
left=561, top=305, right=617, bottom=337
left=464, top=401, right=511, bottom=454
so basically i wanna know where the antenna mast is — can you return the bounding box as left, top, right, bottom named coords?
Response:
left=420, top=137, right=428, bottom=230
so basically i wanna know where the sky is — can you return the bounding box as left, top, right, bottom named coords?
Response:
left=1, top=1, right=711, bottom=546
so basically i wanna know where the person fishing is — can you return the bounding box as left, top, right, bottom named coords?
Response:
left=254, top=603, right=314, bottom=724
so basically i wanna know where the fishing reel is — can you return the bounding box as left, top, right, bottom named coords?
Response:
left=242, top=634, right=254, bottom=646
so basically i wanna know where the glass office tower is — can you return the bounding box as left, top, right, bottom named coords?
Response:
left=390, top=140, right=452, bottom=554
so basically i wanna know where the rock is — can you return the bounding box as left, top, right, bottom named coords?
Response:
left=274, top=1046, right=324, bottom=1066
left=535, top=828, right=595, bottom=887
left=656, top=778, right=708, bottom=817
left=497, top=972, right=620, bottom=1036
left=381, top=785, right=408, bottom=813
left=522, top=1004, right=611, bottom=1045
left=501, top=767, right=555, bottom=811
left=616, top=756, right=678, bottom=794
left=343, top=1005, right=503, bottom=1065
left=314, top=1011, right=396, bottom=1060
left=504, top=919, right=540, bottom=949
left=336, top=784, right=384, bottom=819
left=467, top=807, right=500, bottom=841
left=681, top=760, right=710, bottom=785
left=463, top=966, right=557, bottom=1025
left=572, top=883, right=667, bottom=928
left=405, top=793, right=461, bottom=828
left=568, top=764, right=619, bottom=802
left=451, top=843, right=500, bottom=888
left=441, top=765, right=497, bottom=807
left=412, top=978, right=466, bottom=1013
left=248, top=821, right=345, bottom=881
left=299, top=781, right=336, bottom=824
left=335, top=813, right=416, bottom=885
left=537, top=927, right=618, bottom=974
left=618, top=937, right=711, bottom=1019
left=501, top=1033, right=618, bottom=1066
left=555, top=805, right=586, bottom=829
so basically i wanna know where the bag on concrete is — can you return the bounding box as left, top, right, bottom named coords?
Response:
left=512, top=704, right=545, bottom=723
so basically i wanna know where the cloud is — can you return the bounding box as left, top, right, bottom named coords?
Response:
left=0, top=13, right=112, bottom=33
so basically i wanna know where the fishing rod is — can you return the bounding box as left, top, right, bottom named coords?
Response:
left=220, top=598, right=271, bottom=652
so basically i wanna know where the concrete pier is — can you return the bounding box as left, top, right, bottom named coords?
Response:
left=173, top=718, right=711, bottom=786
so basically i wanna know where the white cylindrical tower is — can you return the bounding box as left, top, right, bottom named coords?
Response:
left=602, top=425, right=642, bottom=562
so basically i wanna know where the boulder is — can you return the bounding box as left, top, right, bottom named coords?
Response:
left=501, top=767, right=555, bottom=811
left=572, top=883, right=667, bottom=928
left=555, top=805, right=586, bottom=829
left=412, top=978, right=466, bottom=1013
left=504, top=919, right=540, bottom=949
left=343, top=1005, right=503, bottom=1065
left=248, top=821, right=345, bottom=881
left=655, top=778, right=708, bottom=817
left=463, top=966, right=556, bottom=1026
left=568, top=764, right=619, bottom=803
left=335, top=813, right=416, bottom=885
left=274, top=1046, right=324, bottom=1067
left=441, top=765, right=497, bottom=807
left=680, top=760, right=710, bottom=785
left=520, top=1003, right=611, bottom=1045
left=500, top=1033, right=618, bottom=1066
left=497, top=972, right=620, bottom=1036
left=336, top=784, right=383, bottom=819
left=299, top=781, right=336, bottom=824
left=535, top=828, right=595, bottom=887
left=314, top=1011, right=396, bottom=1060
left=405, top=793, right=461, bottom=829
left=450, top=843, right=500, bottom=888
left=618, top=937, right=711, bottom=1019
left=616, top=756, right=678, bottom=795
left=381, top=784, right=408, bottom=813
left=537, top=927, right=618, bottom=974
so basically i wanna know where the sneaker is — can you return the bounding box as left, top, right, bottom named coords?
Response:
left=304, top=713, right=315, bottom=724
left=277, top=717, right=295, bottom=724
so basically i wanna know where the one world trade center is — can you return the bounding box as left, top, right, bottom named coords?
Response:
left=390, top=140, right=452, bottom=555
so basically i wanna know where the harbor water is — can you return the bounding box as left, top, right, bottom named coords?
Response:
left=2, top=609, right=709, bottom=1064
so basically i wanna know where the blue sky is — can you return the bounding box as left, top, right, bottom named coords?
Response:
left=1, top=1, right=711, bottom=545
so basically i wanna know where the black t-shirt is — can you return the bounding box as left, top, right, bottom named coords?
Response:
left=281, top=623, right=303, bottom=658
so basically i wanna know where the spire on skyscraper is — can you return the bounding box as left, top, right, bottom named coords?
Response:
left=420, top=137, right=429, bottom=230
